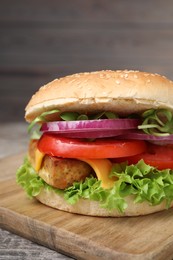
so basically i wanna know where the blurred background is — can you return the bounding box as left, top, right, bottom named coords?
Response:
left=1, top=0, right=173, bottom=255
left=1, top=0, right=173, bottom=122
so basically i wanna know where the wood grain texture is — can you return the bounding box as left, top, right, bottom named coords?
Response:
left=1, top=0, right=173, bottom=122
left=0, top=124, right=72, bottom=260
left=1, top=153, right=173, bottom=260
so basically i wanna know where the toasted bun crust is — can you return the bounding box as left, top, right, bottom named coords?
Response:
left=25, top=70, right=173, bottom=122
left=36, top=188, right=173, bottom=217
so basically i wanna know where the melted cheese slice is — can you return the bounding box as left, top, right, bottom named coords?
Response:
left=78, top=158, right=116, bottom=189
left=34, top=149, right=116, bottom=189
left=35, top=149, right=45, bottom=172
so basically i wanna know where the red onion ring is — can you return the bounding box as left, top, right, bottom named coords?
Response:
left=45, top=129, right=131, bottom=139
left=41, top=119, right=140, bottom=134
left=117, top=131, right=173, bottom=144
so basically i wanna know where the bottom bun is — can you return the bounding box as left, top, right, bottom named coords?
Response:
left=36, top=188, right=173, bottom=217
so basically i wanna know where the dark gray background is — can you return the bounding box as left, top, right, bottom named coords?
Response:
left=1, top=0, right=173, bottom=122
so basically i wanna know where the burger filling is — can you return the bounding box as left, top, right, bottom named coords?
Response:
left=16, top=108, right=173, bottom=213
left=28, top=139, right=94, bottom=189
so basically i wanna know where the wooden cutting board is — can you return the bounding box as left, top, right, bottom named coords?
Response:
left=1, top=153, right=173, bottom=260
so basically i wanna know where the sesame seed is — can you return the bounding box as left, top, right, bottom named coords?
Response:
left=116, top=80, right=120, bottom=84
left=74, top=74, right=81, bottom=78
left=99, top=73, right=105, bottom=78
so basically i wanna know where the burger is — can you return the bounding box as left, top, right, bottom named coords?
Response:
left=16, top=70, right=173, bottom=217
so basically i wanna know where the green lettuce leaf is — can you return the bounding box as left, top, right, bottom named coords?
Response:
left=16, top=157, right=45, bottom=197
left=28, top=109, right=60, bottom=134
left=16, top=158, right=173, bottom=213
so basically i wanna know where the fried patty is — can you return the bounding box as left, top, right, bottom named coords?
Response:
left=28, top=140, right=94, bottom=189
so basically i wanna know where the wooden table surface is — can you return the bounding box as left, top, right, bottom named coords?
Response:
left=0, top=123, right=73, bottom=260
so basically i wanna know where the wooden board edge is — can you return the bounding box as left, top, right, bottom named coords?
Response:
left=0, top=206, right=161, bottom=260
left=0, top=206, right=80, bottom=259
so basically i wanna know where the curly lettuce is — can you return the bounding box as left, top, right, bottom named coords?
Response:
left=16, top=158, right=173, bottom=213
left=138, top=108, right=173, bottom=136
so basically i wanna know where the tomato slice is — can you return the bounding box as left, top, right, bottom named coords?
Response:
left=38, top=133, right=147, bottom=159
left=124, top=144, right=173, bottom=170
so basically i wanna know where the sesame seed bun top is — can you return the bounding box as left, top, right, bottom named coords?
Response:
left=25, top=70, right=173, bottom=122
